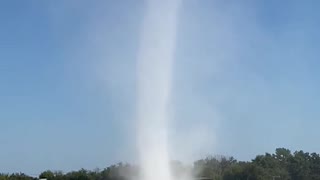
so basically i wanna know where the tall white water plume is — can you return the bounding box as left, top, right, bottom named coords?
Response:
left=136, top=1, right=181, bottom=180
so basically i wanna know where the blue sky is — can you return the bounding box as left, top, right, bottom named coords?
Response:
left=1, top=0, right=320, bottom=175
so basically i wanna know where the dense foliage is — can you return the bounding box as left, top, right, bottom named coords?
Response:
left=1, top=148, right=319, bottom=180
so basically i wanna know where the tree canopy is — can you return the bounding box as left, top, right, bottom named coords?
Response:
left=1, top=148, right=319, bottom=180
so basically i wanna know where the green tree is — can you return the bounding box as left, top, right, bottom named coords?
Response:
left=288, top=150, right=311, bottom=180
left=309, top=152, right=320, bottom=179
left=39, top=170, right=55, bottom=180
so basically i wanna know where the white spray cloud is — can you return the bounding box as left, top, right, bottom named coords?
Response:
left=136, top=1, right=181, bottom=180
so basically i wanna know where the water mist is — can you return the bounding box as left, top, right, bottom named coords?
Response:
left=136, top=1, right=181, bottom=180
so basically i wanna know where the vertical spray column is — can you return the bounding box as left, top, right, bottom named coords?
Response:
left=136, top=1, right=181, bottom=180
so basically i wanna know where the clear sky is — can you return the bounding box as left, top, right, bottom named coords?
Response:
left=1, top=0, right=320, bottom=176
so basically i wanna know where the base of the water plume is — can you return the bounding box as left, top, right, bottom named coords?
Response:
left=139, top=157, right=172, bottom=180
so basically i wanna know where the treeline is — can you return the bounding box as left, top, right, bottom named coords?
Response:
left=1, top=148, right=320, bottom=180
